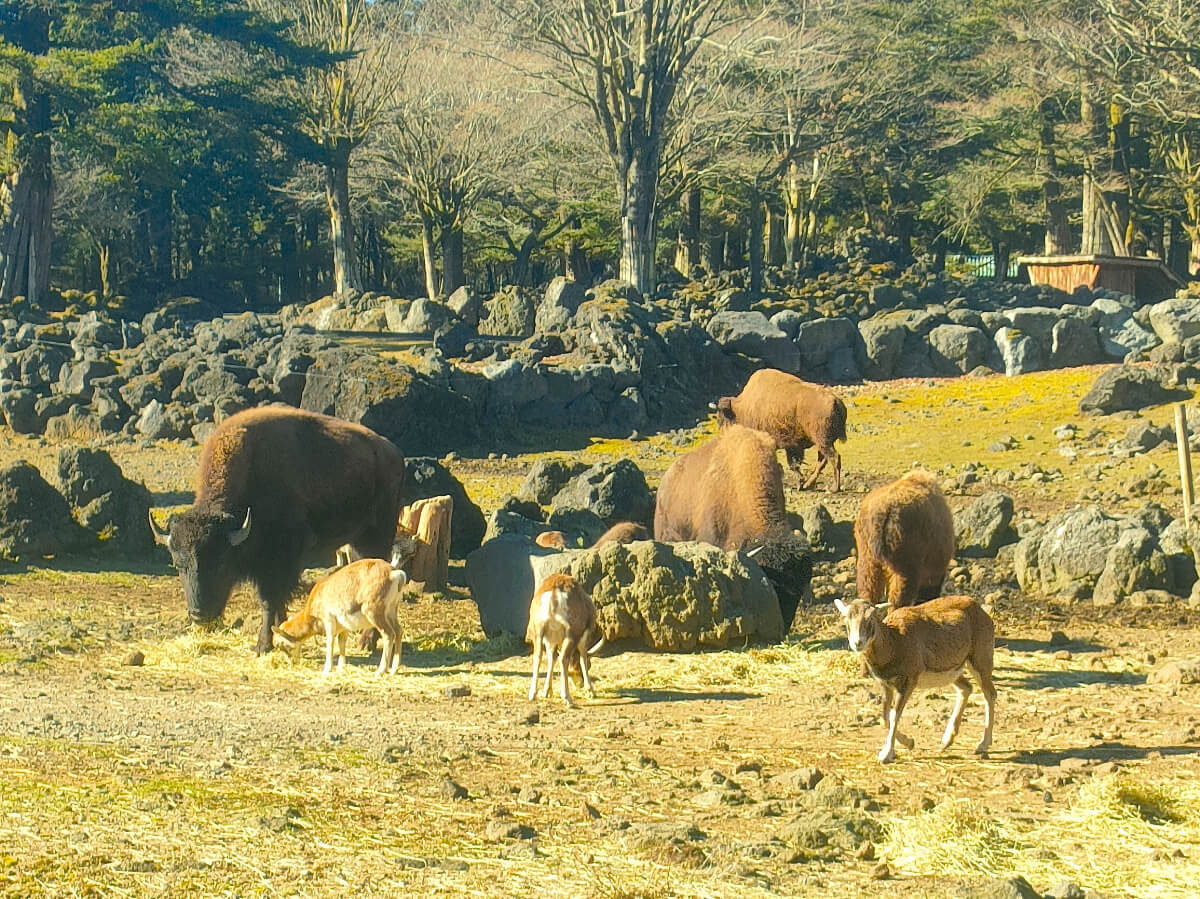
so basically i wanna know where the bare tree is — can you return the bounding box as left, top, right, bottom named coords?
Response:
left=502, top=0, right=745, bottom=295
left=257, top=0, right=408, bottom=295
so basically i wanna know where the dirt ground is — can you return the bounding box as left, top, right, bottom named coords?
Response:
left=2, top=366, right=1199, bottom=898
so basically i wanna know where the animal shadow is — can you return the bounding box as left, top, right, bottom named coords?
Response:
left=614, top=687, right=762, bottom=704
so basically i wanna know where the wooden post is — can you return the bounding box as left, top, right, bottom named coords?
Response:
left=1176, top=404, right=1194, bottom=526
left=398, top=495, right=453, bottom=591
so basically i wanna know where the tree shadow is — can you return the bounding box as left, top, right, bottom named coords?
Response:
left=1004, top=743, right=1200, bottom=767
left=0, top=554, right=174, bottom=578
left=998, top=637, right=1106, bottom=654
left=614, top=687, right=762, bottom=704
left=999, top=668, right=1146, bottom=689
left=151, top=490, right=194, bottom=508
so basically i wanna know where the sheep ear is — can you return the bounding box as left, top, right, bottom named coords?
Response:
left=833, top=598, right=849, bottom=616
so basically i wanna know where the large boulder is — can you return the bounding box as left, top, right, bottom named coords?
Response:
left=402, top=457, right=486, bottom=558
left=300, top=348, right=479, bottom=456
left=794, top=317, right=862, bottom=381
left=56, top=448, right=153, bottom=555
left=857, top=315, right=909, bottom=380
left=535, top=277, right=587, bottom=334
left=517, top=458, right=589, bottom=505
left=1092, top=527, right=1169, bottom=605
left=1049, top=316, right=1105, bottom=368
left=706, top=311, right=800, bottom=373
left=445, top=286, right=482, bottom=327
left=465, top=535, right=558, bottom=637
left=0, top=461, right=89, bottom=561
left=928, top=324, right=997, bottom=375
left=1078, top=365, right=1186, bottom=415
left=954, top=492, right=1016, bottom=557
left=1147, top=297, right=1200, bottom=345
left=0, top=388, right=40, bottom=434
left=993, top=327, right=1044, bottom=375
left=479, top=286, right=537, bottom=337
left=401, top=298, right=450, bottom=335
left=1091, top=297, right=1160, bottom=359
left=550, top=459, right=654, bottom=527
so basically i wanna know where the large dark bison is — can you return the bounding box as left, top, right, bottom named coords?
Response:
left=150, top=406, right=407, bottom=653
left=716, top=368, right=847, bottom=492
left=654, top=424, right=812, bottom=632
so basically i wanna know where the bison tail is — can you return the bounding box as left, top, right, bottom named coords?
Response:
left=830, top=397, right=848, bottom=443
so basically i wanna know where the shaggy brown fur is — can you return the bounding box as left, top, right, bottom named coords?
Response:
left=835, top=595, right=996, bottom=763
left=534, top=530, right=568, bottom=551
left=593, top=521, right=650, bottom=547
left=854, top=469, right=954, bottom=607
left=716, top=368, right=847, bottom=492
left=654, top=424, right=787, bottom=551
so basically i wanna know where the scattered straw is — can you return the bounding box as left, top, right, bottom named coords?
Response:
left=883, top=798, right=1024, bottom=877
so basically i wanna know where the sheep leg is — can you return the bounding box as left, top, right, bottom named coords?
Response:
left=390, top=624, right=403, bottom=674
left=577, top=639, right=596, bottom=699
left=527, top=632, right=544, bottom=701
left=337, top=632, right=348, bottom=671
left=376, top=630, right=391, bottom=675
left=879, top=679, right=913, bottom=763
left=541, top=639, right=556, bottom=698
left=323, top=628, right=336, bottom=675
left=558, top=639, right=575, bottom=707
left=880, top=683, right=913, bottom=750
left=972, top=662, right=997, bottom=756
left=942, top=674, right=973, bottom=749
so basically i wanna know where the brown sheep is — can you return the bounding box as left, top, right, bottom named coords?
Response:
left=592, top=521, right=650, bottom=547
left=716, top=368, right=847, bottom=492
left=854, top=470, right=954, bottom=608
left=534, top=530, right=568, bottom=551
left=654, top=424, right=786, bottom=551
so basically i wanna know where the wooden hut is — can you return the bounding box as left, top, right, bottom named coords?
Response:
left=1018, top=254, right=1185, bottom=304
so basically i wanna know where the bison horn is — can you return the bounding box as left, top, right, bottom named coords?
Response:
left=745, top=544, right=764, bottom=558
left=228, top=508, right=252, bottom=546
left=148, top=510, right=172, bottom=549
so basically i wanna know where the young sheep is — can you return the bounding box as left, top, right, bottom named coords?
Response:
left=834, top=595, right=996, bottom=764
left=273, top=558, right=408, bottom=675
left=526, top=573, right=604, bottom=707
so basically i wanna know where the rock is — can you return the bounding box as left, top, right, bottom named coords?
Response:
left=794, top=317, right=862, bottom=381
left=706, top=311, right=800, bottom=373
left=1116, top=421, right=1173, bottom=454
left=518, top=459, right=589, bottom=506
left=800, top=504, right=837, bottom=553
left=403, top=457, right=486, bottom=558
left=928, top=324, right=997, bottom=375
left=43, top=407, right=106, bottom=442
left=1078, top=365, right=1186, bottom=415
left=56, top=448, right=154, bottom=555
left=465, top=535, right=560, bottom=637
left=0, top=461, right=89, bottom=561
left=954, top=492, right=1016, bottom=557
left=135, top=399, right=175, bottom=440
left=953, top=876, right=1041, bottom=899
left=549, top=459, right=654, bottom=527
left=536, top=277, right=587, bottom=334
left=300, top=348, right=478, bottom=456
left=123, top=650, right=145, bottom=666
left=446, top=285, right=482, bottom=327
left=1092, top=296, right=1160, bottom=359
left=1092, top=526, right=1169, bottom=605
left=0, top=387, right=40, bottom=434
left=528, top=540, right=788, bottom=650
left=545, top=507, right=609, bottom=547
left=1147, top=297, right=1200, bottom=345
left=433, top=321, right=477, bottom=359
left=442, top=684, right=471, bottom=698
left=994, top=327, right=1044, bottom=375
left=141, top=296, right=221, bottom=334
left=401, top=298, right=450, bottom=335
left=482, top=359, right=548, bottom=417
left=485, top=820, right=535, bottom=841
left=770, top=309, right=806, bottom=339
left=1044, top=881, right=1085, bottom=899
left=774, top=767, right=825, bottom=791
left=1148, top=659, right=1200, bottom=685
left=479, top=286, right=537, bottom=338
left=1050, top=316, right=1105, bottom=368
left=1015, top=506, right=1121, bottom=597
left=857, top=315, right=907, bottom=380
left=441, top=778, right=469, bottom=800
left=56, top=356, right=117, bottom=399
left=1157, top=518, right=1197, bottom=594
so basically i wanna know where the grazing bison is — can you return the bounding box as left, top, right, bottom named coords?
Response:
left=150, top=406, right=407, bottom=653
left=654, top=424, right=812, bottom=632
left=716, top=368, right=847, bottom=492
left=854, top=469, right=954, bottom=608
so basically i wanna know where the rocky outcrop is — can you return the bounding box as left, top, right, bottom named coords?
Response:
left=0, top=461, right=89, bottom=561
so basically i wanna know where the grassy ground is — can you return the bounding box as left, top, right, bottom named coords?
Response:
left=2, top=364, right=1199, bottom=898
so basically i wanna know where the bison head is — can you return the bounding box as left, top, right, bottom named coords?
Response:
left=743, top=530, right=812, bottom=635
left=150, top=507, right=252, bottom=622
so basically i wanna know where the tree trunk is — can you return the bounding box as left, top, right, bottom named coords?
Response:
left=419, top=211, right=439, bottom=302
left=783, top=162, right=802, bottom=269
left=766, top=212, right=785, bottom=267
left=748, top=195, right=764, bottom=298
left=0, top=5, right=52, bottom=306
left=1038, top=101, right=1072, bottom=255
left=441, top=223, right=464, bottom=296
left=991, top=239, right=1010, bottom=282
left=705, top=235, right=722, bottom=274
left=675, top=187, right=701, bottom=276
left=1081, top=89, right=1116, bottom=256
left=280, top=220, right=300, bottom=305
left=398, top=495, right=453, bottom=592
left=146, top=189, right=171, bottom=283
left=1187, top=224, right=1200, bottom=278
left=96, top=241, right=111, bottom=300
left=618, top=155, right=657, bottom=295
left=324, top=158, right=359, bottom=295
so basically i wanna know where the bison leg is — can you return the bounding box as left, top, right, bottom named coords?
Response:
left=887, top=570, right=920, bottom=608
left=255, top=603, right=288, bottom=656
left=784, top=446, right=806, bottom=484
left=856, top=559, right=887, bottom=604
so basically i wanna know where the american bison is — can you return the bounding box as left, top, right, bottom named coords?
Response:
left=853, top=469, right=954, bottom=608
left=716, top=368, right=847, bottom=492
left=150, top=406, right=407, bottom=654
left=654, top=424, right=812, bottom=632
